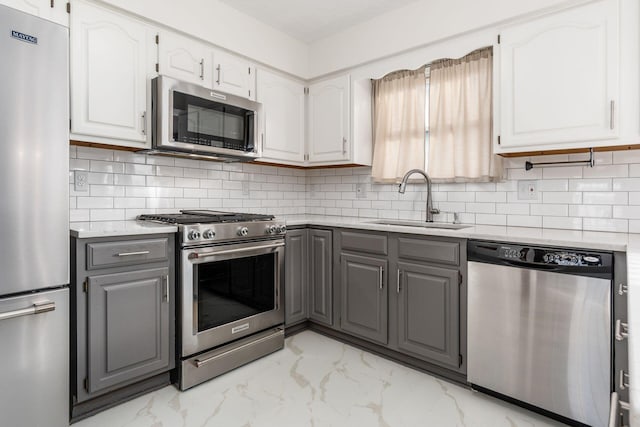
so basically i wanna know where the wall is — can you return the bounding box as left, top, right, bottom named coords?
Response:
left=72, top=146, right=640, bottom=234
left=99, top=0, right=309, bottom=78
left=69, top=146, right=306, bottom=222
left=306, top=151, right=640, bottom=234
left=308, top=0, right=575, bottom=77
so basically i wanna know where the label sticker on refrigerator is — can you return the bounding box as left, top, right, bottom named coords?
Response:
left=10, top=30, right=38, bottom=44
left=231, top=323, right=250, bottom=334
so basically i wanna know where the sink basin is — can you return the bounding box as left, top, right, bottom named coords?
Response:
left=368, top=219, right=471, bottom=230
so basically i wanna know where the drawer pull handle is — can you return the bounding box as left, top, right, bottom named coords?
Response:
left=379, top=266, right=384, bottom=290
left=397, top=269, right=401, bottom=294
left=116, top=251, right=150, bottom=257
left=0, top=301, right=55, bottom=322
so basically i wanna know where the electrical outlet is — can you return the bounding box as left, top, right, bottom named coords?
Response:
left=74, top=170, right=89, bottom=192
left=356, top=183, right=367, bottom=199
left=241, top=181, right=250, bottom=196
left=517, top=180, right=538, bottom=200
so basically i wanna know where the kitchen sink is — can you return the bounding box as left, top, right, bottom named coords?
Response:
left=368, top=219, right=471, bottom=230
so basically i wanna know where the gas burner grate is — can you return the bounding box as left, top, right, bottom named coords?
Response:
left=137, top=210, right=275, bottom=225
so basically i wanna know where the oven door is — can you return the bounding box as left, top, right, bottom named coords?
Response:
left=180, top=239, right=284, bottom=357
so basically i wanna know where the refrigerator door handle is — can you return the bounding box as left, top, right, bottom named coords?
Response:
left=0, top=301, right=55, bottom=322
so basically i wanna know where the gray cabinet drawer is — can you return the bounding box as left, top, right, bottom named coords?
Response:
left=340, top=231, right=387, bottom=255
left=87, top=238, right=169, bottom=270
left=397, top=237, right=460, bottom=266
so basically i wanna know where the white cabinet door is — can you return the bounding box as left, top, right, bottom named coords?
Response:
left=256, top=69, right=305, bottom=164
left=495, top=0, right=619, bottom=152
left=213, top=50, right=255, bottom=100
left=70, top=0, right=153, bottom=147
left=1, top=0, right=68, bottom=26
left=158, top=31, right=212, bottom=88
left=307, top=74, right=350, bottom=163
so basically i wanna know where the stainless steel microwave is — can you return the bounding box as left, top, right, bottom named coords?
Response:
left=151, top=75, right=262, bottom=161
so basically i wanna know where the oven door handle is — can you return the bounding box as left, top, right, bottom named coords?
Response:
left=188, top=242, right=284, bottom=260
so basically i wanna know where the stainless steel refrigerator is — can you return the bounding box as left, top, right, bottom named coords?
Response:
left=0, top=5, right=69, bottom=427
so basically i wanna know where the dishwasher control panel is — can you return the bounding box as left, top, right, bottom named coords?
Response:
left=498, top=245, right=604, bottom=266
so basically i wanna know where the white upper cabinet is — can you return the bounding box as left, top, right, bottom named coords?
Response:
left=213, top=50, right=256, bottom=100
left=495, top=0, right=620, bottom=153
left=1, top=0, right=68, bottom=26
left=157, top=31, right=212, bottom=88
left=70, top=0, right=155, bottom=148
left=307, top=74, right=351, bottom=164
left=256, top=69, right=305, bottom=164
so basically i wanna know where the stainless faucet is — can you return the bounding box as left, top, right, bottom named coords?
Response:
left=398, top=169, right=440, bottom=222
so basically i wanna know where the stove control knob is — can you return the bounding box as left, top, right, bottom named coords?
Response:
left=238, top=227, right=249, bottom=237
left=277, top=225, right=287, bottom=234
left=188, top=230, right=201, bottom=240
left=203, top=229, right=216, bottom=239
left=268, top=225, right=277, bottom=234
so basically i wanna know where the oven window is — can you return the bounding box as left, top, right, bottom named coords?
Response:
left=196, top=253, right=275, bottom=331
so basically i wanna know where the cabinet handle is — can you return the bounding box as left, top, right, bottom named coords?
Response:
left=619, top=370, right=630, bottom=390
left=610, top=100, right=615, bottom=130
left=619, top=283, right=628, bottom=295
left=163, top=275, right=170, bottom=303
left=116, top=251, right=150, bottom=257
left=609, top=392, right=631, bottom=427
left=199, top=59, right=204, bottom=80
left=216, top=64, right=221, bottom=85
left=342, top=137, right=347, bottom=155
left=379, top=266, right=384, bottom=290
left=141, top=111, right=147, bottom=136
left=397, top=269, right=401, bottom=294
left=615, top=319, right=629, bottom=341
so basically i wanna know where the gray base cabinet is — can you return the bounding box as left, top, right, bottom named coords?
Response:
left=309, top=229, right=333, bottom=325
left=284, top=229, right=308, bottom=326
left=87, top=267, right=170, bottom=394
left=395, top=261, right=460, bottom=368
left=71, top=234, right=175, bottom=411
left=340, top=253, right=388, bottom=345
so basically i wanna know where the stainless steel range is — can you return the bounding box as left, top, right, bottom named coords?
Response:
left=138, top=210, right=286, bottom=390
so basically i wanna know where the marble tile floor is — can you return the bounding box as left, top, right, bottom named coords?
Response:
left=74, top=330, right=566, bottom=427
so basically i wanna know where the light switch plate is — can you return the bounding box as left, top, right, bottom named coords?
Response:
left=517, top=180, right=538, bottom=200
left=74, top=170, right=89, bottom=192
left=356, top=183, right=367, bottom=199
left=241, top=181, right=250, bottom=196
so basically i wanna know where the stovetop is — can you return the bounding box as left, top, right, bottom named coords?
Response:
left=137, top=210, right=275, bottom=225
left=137, top=210, right=284, bottom=245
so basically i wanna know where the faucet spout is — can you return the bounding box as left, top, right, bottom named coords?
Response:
left=398, top=169, right=439, bottom=222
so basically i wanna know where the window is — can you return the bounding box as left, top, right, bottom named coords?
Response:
left=372, top=47, right=503, bottom=183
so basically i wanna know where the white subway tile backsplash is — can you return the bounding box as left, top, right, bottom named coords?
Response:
left=568, top=205, right=612, bottom=218
left=70, top=146, right=640, bottom=231
left=613, top=205, right=640, bottom=220
left=582, top=164, right=628, bottom=178
left=582, top=192, right=628, bottom=205
left=583, top=218, right=628, bottom=233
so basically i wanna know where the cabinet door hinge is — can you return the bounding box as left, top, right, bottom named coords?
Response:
left=304, top=87, right=309, bottom=95
left=497, top=34, right=501, bottom=44
left=50, top=0, right=54, bottom=8
left=83, top=279, right=88, bottom=293
left=497, top=135, right=501, bottom=145
left=83, top=378, right=88, bottom=390
left=248, top=89, right=251, bottom=98
left=248, top=67, right=251, bottom=75
left=69, top=118, right=72, bottom=130
left=459, top=354, right=463, bottom=365
left=155, top=34, right=159, bottom=44
left=458, top=272, right=463, bottom=285
left=66, top=2, right=70, bottom=13
left=155, top=63, right=159, bottom=73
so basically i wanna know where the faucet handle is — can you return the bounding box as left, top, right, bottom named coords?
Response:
left=430, top=207, right=441, bottom=215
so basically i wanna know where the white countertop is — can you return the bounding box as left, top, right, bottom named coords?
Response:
left=69, top=215, right=640, bottom=424
left=70, top=221, right=177, bottom=238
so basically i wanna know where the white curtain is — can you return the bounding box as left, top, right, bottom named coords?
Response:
left=428, top=47, right=503, bottom=182
left=371, top=66, right=426, bottom=183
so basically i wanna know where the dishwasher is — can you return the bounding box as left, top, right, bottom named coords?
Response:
left=467, top=240, right=613, bottom=427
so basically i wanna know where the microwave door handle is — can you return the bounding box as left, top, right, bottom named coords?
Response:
left=188, top=242, right=284, bottom=260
